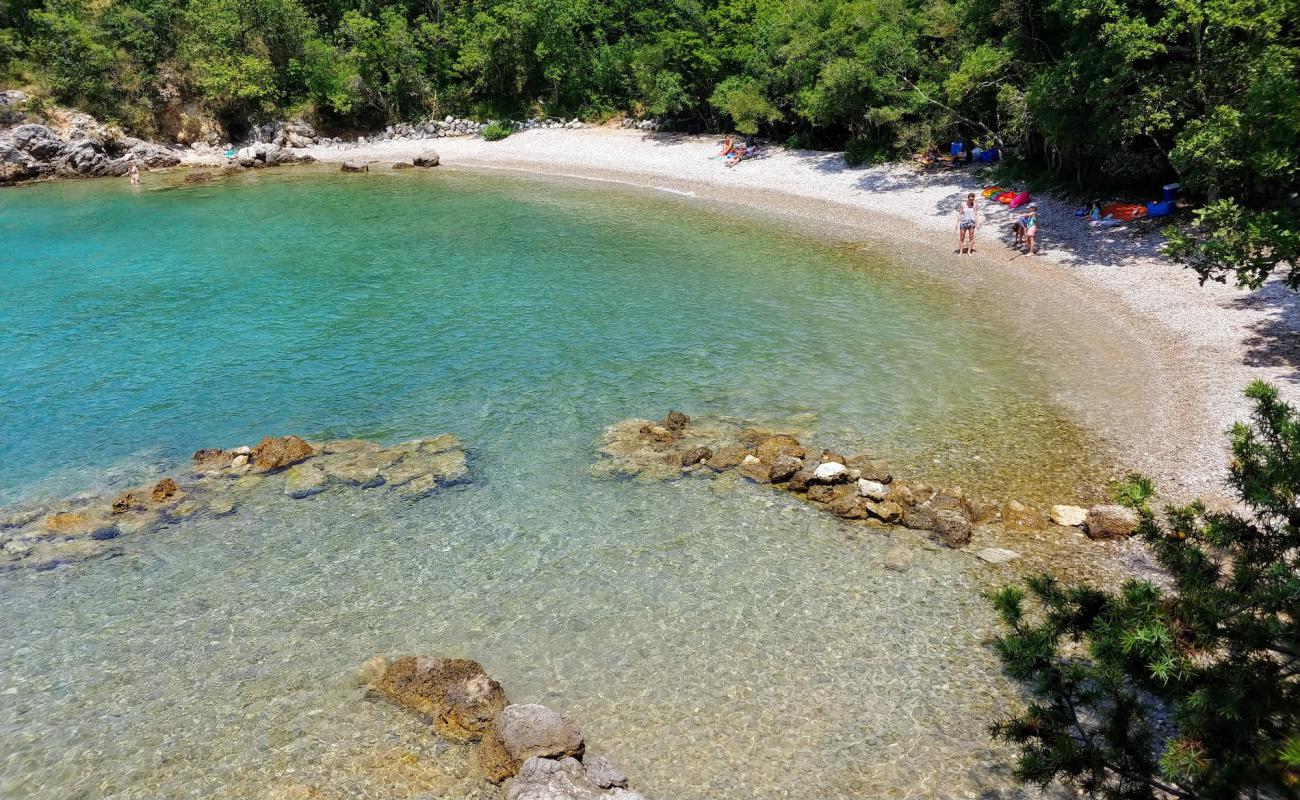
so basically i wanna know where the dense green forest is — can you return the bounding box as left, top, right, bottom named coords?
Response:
left=1, top=0, right=1297, bottom=276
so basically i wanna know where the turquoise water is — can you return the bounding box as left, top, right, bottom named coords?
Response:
left=0, top=167, right=1108, bottom=799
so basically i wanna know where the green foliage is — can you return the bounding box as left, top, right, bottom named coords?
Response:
left=991, top=381, right=1300, bottom=799
left=481, top=120, right=513, bottom=140
left=843, top=135, right=891, bottom=167
left=6, top=0, right=1298, bottom=279
left=1165, top=201, right=1300, bottom=291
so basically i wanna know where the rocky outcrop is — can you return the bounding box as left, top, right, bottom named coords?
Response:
left=342, top=160, right=369, bottom=173
left=412, top=150, right=441, bottom=167
left=592, top=411, right=1107, bottom=560
left=1, top=432, right=471, bottom=573
left=1, top=121, right=182, bottom=185
left=363, top=654, right=643, bottom=800
left=372, top=656, right=508, bottom=742
left=482, top=704, right=585, bottom=782
left=251, top=435, right=315, bottom=473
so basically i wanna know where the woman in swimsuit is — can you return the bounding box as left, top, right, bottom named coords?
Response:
left=956, top=193, right=979, bottom=254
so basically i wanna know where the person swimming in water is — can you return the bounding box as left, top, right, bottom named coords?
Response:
left=127, top=162, right=140, bottom=186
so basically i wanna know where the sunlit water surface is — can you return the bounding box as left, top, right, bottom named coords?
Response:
left=0, top=168, right=1128, bottom=799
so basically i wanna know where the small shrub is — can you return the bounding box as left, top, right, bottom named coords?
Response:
left=481, top=121, right=512, bottom=141
left=783, top=131, right=815, bottom=150
left=843, top=136, right=890, bottom=167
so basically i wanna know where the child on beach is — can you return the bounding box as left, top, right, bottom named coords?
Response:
left=956, top=193, right=979, bottom=254
left=1022, top=204, right=1039, bottom=255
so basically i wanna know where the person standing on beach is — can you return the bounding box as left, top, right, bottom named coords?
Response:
left=1023, top=204, right=1039, bottom=255
left=956, top=192, right=979, bottom=254
left=127, top=162, right=140, bottom=186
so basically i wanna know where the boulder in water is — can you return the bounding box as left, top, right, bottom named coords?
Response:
left=812, top=462, right=848, bottom=484
left=768, top=454, right=802, bottom=483
left=284, top=463, right=329, bottom=498
left=1049, top=504, right=1087, bottom=527
left=412, top=150, right=441, bottom=167
left=341, top=160, right=369, bottom=173
left=754, top=434, right=805, bottom=464
left=705, top=445, right=748, bottom=471
left=250, top=435, right=314, bottom=473
left=1085, top=504, right=1139, bottom=539
left=372, top=656, right=508, bottom=742
left=1001, top=500, right=1044, bottom=530
left=481, top=703, right=584, bottom=782
left=933, top=509, right=972, bottom=547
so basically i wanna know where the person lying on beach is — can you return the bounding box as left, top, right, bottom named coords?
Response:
left=956, top=192, right=980, bottom=254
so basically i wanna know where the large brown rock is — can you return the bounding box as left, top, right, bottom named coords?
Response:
left=1085, top=504, right=1140, bottom=540
left=933, top=510, right=972, bottom=547
left=864, top=500, right=904, bottom=523
left=1001, top=500, right=1044, bottom=530
left=754, top=435, right=805, bottom=464
left=660, top=410, right=690, bottom=433
left=705, top=445, right=749, bottom=471
left=151, top=478, right=182, bottom=504
left=768, top=454, right=802, bottom=483
left=480, top=703, right=584, bottom=783
left=192, top=448, right=233, bottom=473
left=678, top=446, right=712, bottom=467
left=250, top=435, right=314, bottom=473
left=44, top=511, right=117, bottom=539
left=372, top=656, right=508, bottom=742
left=111, top=490, right=146, bottom=514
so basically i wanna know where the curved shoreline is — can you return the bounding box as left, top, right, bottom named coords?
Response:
left=183, top=128, right=1299, bottom=501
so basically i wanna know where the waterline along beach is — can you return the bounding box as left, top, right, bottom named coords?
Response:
left=2, top=2, right=1298, bottom=797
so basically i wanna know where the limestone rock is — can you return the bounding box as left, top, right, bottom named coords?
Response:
left=482, top=704, right=584, bottom=782
left=44, top=511, right=117, bottom=539
left=768, top=454, right=802, bottom=483
left=660, top=410, right=690, bottom=432
left=828, top=493, right=868, bottom=519
left=341, top=160, right=369, bottom=173
left=933, top=510, right=972, bottom=547
left=250, top=435, right=314, bottom=473
left=503, top=756, right=643, bottom=800
left=151, top=478, right=181, bottom=504
left=855, top=479, right=889, bottom=501
left=787, top=468, right=815, bottom=492
left=864, top=499, right=904, bottom=523
left=818, top=449, right=846, bottom=465
left=1001, top=500, right=1045, bottom=530
left=13, top=124, right=63, bottom=159
left=319, top=451, right=388, bottom=487
left=847, top=454, right=892, bottom=483
left=976, top=547, right=1021, bottom=564
left=373, top=656, right=507, bottom=742
left=812, top=462, right=848, bottom=484
left=806, top=484, right=836, bottom=504
left=884, top=544, right=914, bottom=571
left=901, top=505, right=937, bottom=531
left=284, top=463, right=330, bottom=498
left=678, top=446, right=712, bottom=467
left=412, top=150, right=441, bottom=167
left=192, top=448, right=233, bottom=473
left=738, top=454, right=771, bottom=483
left=111, top=490, right=146, bottom=514
left=1050, top=504, right=1087, bottom=527
left=1085, top=504, right=1139, bottom=540
left=754, top=435, right=805, bottom=464
left=583, top=756, right=628, bottom=789
left=705, top=445, right=749, bottom=471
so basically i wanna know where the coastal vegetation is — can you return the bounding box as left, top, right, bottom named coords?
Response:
left=3, top=0, right=1296, bottom=278
left=992, top=382, right=1300, bottom=799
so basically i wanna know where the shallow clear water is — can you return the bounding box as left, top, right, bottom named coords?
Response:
left=0, top=168, right=1110, bottom=799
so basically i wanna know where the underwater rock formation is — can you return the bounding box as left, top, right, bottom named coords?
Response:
left=0, top=433, right=470, bottom=573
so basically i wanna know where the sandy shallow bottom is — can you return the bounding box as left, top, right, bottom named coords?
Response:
left=182, top=128, right=1300, bottom=502
left=0, top=465, right=1158, bottom=800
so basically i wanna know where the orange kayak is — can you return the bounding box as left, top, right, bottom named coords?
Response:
left=1101, top=203, right=1147, bottom=222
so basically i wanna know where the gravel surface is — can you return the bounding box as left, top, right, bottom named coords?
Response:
left=184, top=128, right=1300, bottom=502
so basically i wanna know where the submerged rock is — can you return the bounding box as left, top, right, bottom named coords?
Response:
left=754, top=434, right=805, bottom=464
left=44, top=511, right=117, bottom=539
left=284, top=463, right=330, bottom=498
left=342, top=160, right=369, bottom=172
left=1001, top=500, right=1045, bottom=530
left=705, top=445, right=749, bottom=471
left=933, top=510, right=972, bottom=548
left=976, top=547, right=1021, bottom=564
left=768, top=453, right=802, bottom=483
left=192, top=447, right=233, bottom=473
left=503, top=756, right=645, bottom=800
left=372, top=655, right=508, bottom=742
left=1085, top=504, right=1139, bottom=539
